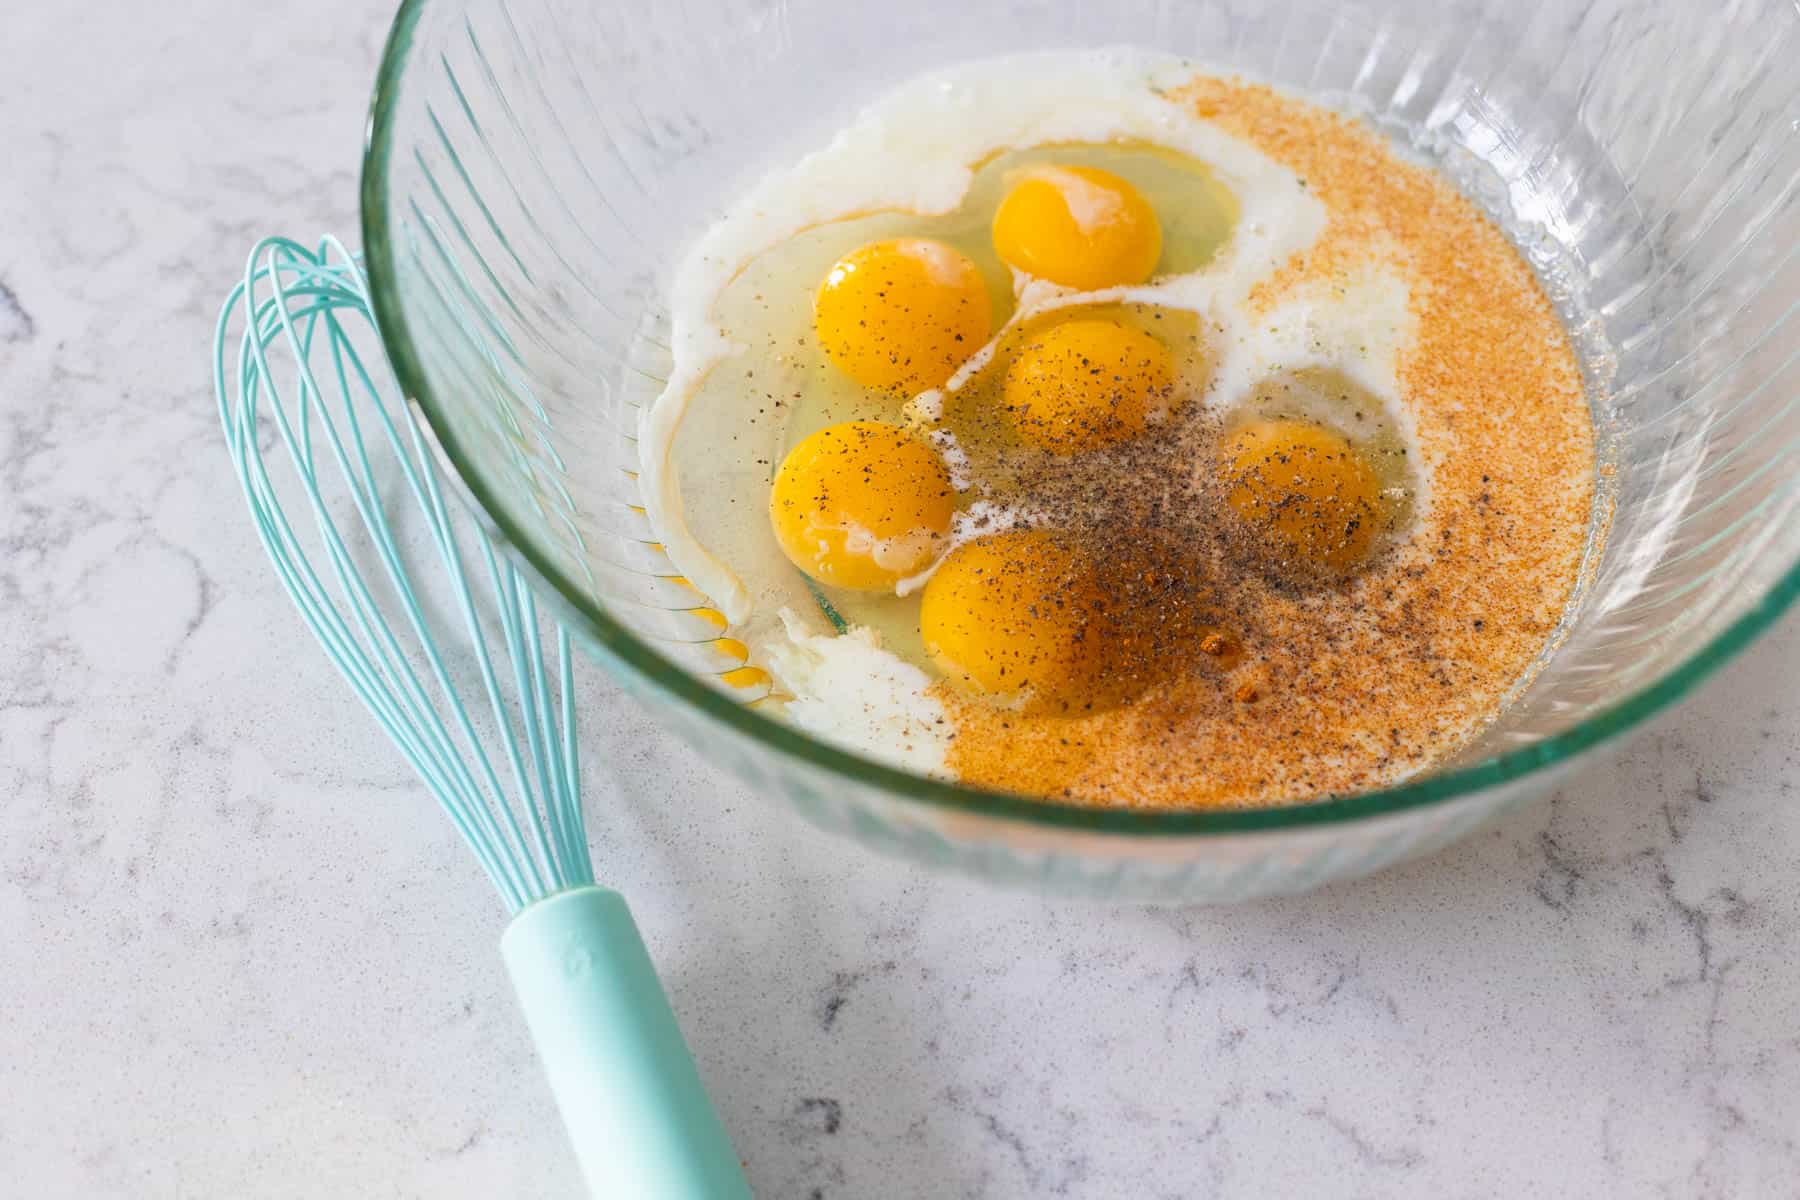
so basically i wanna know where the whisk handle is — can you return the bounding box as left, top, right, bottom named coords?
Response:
left=502, top=886, right=751, bottom=1198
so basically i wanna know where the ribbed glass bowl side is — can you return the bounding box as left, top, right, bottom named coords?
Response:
left=363, top=0, right=1800, bottom=899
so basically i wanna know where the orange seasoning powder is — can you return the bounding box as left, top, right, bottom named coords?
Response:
left=933, top=77, right=1595, bottom=808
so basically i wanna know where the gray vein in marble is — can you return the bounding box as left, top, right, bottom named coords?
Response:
left=0, top=279, right=34, bottom=343
left=1299, top=1103, right=1425, bottom=1171
left=814, top=960, right=898, bottom=1031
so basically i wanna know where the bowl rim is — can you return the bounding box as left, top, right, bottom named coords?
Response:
left=359, top=0, right=1800, bottom=837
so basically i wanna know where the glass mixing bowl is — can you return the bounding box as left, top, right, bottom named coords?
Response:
left=360, top=0, right=1800, bottom=901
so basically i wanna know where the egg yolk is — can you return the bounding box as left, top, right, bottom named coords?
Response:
left=991, top=166, right=1162, bottom=290
left=1001, top=318, right=1175, bottom=453
left=769, top=421, right=955, bottom=591
left=814, top=238, right=992, bottom=396
left=1222, top=418, right=1383, bottom=575
left=919, top=529, right=1100, bottom=704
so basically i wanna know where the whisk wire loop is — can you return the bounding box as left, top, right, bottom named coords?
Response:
left=215, top=236, right=591, bottom=913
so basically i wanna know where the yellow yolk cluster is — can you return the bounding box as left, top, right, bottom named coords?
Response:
left=991, top=165, right=1163, bottom=290
left=768, top=421, right=954, bottom=590
left=1001, top=317, right=1176, bottom=453
left=783, top=157, right=1398, bottom=724
left=1222, top=418, right=1383, bottom=574
left=783, top=169, right=1200, bottom=707
left=814, top=238, right=992, bottom=395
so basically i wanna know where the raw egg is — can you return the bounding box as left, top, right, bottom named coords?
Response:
left=919, top=529, right=1099, bottom=705
left=814, top=238, right=992, bottom=395
left=1001, top=317, right=1175, bottom=453
left=769, top=421, right=955, bottom=590
left=992, top=165, right=1162, bottom=290
left=1222, top=418, right=1383, bottom=575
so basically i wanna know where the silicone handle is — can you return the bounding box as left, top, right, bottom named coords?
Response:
left=501, top=886, right=751, bottom=1198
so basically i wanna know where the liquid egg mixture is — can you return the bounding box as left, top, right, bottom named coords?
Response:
left=640, top=52, right=1595, bottom=809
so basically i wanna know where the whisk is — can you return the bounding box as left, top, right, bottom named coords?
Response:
left=212, top=236, right=751, bottom=1198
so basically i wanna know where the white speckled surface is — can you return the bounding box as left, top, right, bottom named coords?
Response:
left=4, top=2, right=1800, bottom=1196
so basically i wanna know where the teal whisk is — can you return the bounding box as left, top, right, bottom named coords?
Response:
left=213, top=236, right=750, bottom=1198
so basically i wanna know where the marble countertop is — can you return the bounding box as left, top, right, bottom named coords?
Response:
left=5, top=2, right=1799, bottom=1196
